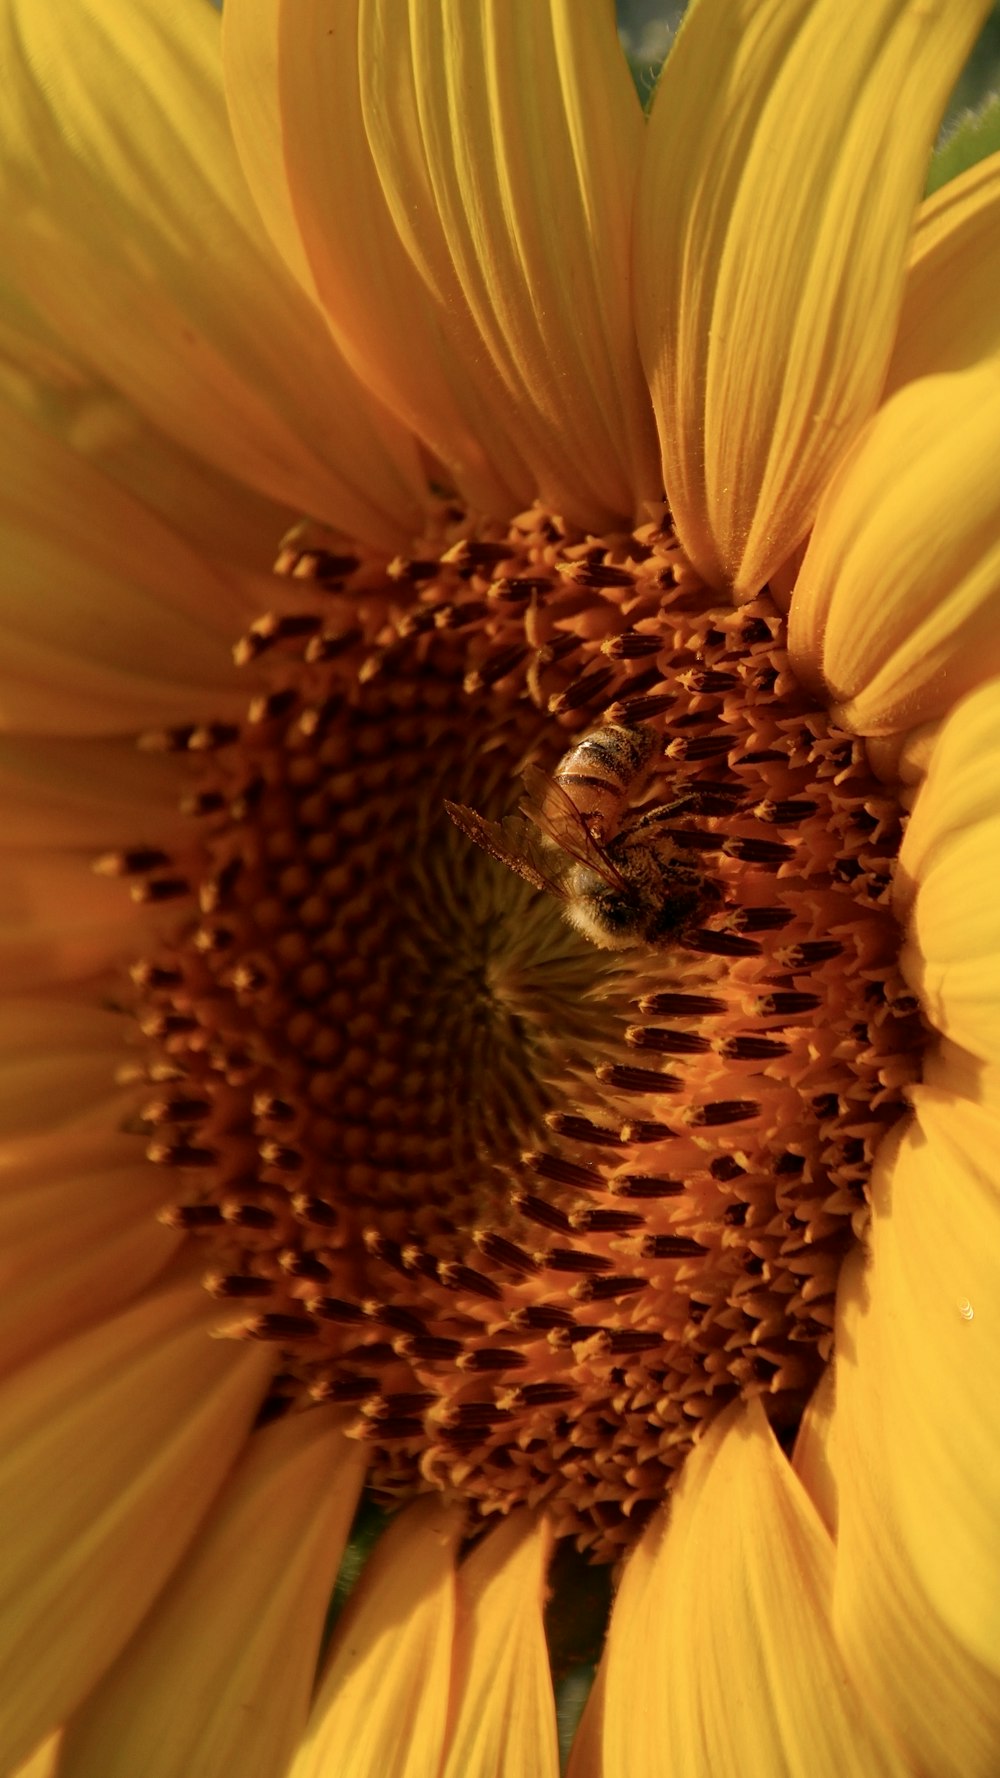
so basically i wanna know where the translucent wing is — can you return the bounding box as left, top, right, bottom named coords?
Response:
left=444, top=800, right=569, bottom=898
left=519, top=764, right=629, bottom=891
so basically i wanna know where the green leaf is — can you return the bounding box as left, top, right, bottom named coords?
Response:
left=928, top=90, right=1000, bottom=194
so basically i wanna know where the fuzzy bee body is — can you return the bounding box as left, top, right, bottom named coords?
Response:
left=447, top=724, right=719, bottom=951
left=549, top=723, right=654, bottom=844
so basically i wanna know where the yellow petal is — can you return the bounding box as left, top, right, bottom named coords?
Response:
left=219, top=0, right=318, bottom=301
left=290, top=1495, right=462, bottom=1778
left=849, top=1092, right=1000, bottom=1665
left=442, top=1512, right=559, bottom=1778
left=0, top=1278, right=271, bottom=1774
left=0, top=272, right=296, bottom=577
left=0, top=0, right=423, bottom=547
left=228, top=0, right=534, bottom=519
left=0, top=735, right=186, bottom=851
left=0, top=1001, right=130, bottom=1142
left=359, top=0, right=658, bottom=527
left=635, top=0, right=991, bottom=597
left=596, top=1398, right=908, bottom=1777
left=897, top=676, right=1000, bottom=1061
left=831, top=1245, right=1000, bottom=1778
left=58, top=1411, right=364, bottom=1778
left=886, top=150, right=1000, bottom=395
left=0, top=398, right=258, bottom=736
left=788, top=364, right=1000, bottom=733
left=791, top=1364, right=838, bottom=1538
left=0, top=1140, right=179, bottom=1381
left=0, top=850, right=164, bottom=991
left=10, top=1733, right=62, bottom=1778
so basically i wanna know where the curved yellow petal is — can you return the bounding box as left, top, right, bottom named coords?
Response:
left=870, top=1092, right=1000, bottom=1667
left=59, top=1412, right=364, bottom=1778
left=0, top=1131, right=179, bottom=1381
left=791, top=1364, right=838, bottom=1538
left=0, top=399, right=258, bottom=736
left=0, top=850, right=164, bottom=992
left=898, top=676, right=1000, bottom=1062
left=10, top=1733, right=62, bottom=1778
left=0, top=273, right=296, bottom=576
left=442, top=1512, right=559, bottom=1778
left=0, top=1278, right=271, bottom=1774
left=886, top=150, right=1000, bottom=394
left=788, top=364, right=1000, bottom=733
left=291, top=1495, right=462, bottom=1778
left=636, top=0, right=991, bottom=597
left=597, top=1399, right=908, bottom=1777
left=220, top=0, right=317, bottom=301
left=831, top=1245, right=1000, bottom=1778
left=0, top=735, right=186, bottom=851
left=360, top=0, right=658, bottom=528
left=0, top=1001, right=129, bottom=1142
left=0, top=0, right=423, bottom=547
left=228, top=0, right=536, bottom=519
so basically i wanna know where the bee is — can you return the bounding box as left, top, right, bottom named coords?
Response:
left=446, top=724, right=720, bottom=950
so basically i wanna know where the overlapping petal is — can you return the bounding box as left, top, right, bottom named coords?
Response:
left=9, top=1733, right=61, bottom=1778
left=0, top=274, right=296, bottom=576
left=636, top=0, right=991, bottom=597
left=358, top=0, right=658, bottom=526
left=0, top=736, right=187, bottom=851
left=0, top=850, right=173, bottom=992
left=442, top=1512, right=559, bottom=1778
left=895, top=676, right=1000, bottom=1063
left=0, top=1278, right=271, bottom=1774
left=225, top=0, right=531, bottom=520
left=592, top=1398, right=908, bottom=1777
left=0, top=1002, right=131, bottom=1143
left=227, top=0, right=659, bottom=528
left=830, top=1221, right=1000, bottom=1778
left=0, top=398, right=263, bottom=736
left=886, top=150, right=1000, bottom=394
left=788, top=364, right=1000, bottom=733
left=59, top=1411, right=365, bottom=1778
left=0, top=0, right=423, bottom=548
left=0, top=1130, right=179, bottom=1383
left=290, top=1496, right=462, bottom=1778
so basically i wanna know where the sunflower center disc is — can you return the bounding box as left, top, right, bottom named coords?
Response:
left=122, top=505, right=922, bottom=1558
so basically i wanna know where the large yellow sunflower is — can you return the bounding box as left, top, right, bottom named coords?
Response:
left=0, top=0, right=998, bottom=1774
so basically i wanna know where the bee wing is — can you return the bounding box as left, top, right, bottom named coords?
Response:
left=519, top=764, right=629, bottom=891
left=444, top=800, right=569, bottom=898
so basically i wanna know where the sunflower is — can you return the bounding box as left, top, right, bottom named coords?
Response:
left=0, top=0, right=998, bottom=1773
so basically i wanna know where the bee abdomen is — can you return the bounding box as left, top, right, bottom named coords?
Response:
left=556, top=724, right=652, bottom=789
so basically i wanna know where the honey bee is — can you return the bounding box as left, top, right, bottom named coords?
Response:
left=446, top=723, right=720, bottom=950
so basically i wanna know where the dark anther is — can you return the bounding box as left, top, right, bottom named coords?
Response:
left=609, top=1174, right=685, bottom=1198
left=574, top=1275, right=647, bottom=1302
left=710, top=1155, right=746, bottom=1181
left=642, top=1235, right=709, bottom=1258
left=524, top=1152, right=605, bottom=1190
left=544, top=1248, right=614, bottom=1274
left=759, top=991, right=822, bottom=1016
left=690, top=1100, right=760, bottom=1127
left=722, top=1035, right=791, bottom=1060
left=638, top=991, right=727, bottom=1018
left=514, top=1193, right=572, bottom=1233
left=626, top=1026, right=711, bottom=1055
left=684, top=930, right=761, bottom=959
left=595, top=1063, right=684, bottom=1094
